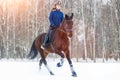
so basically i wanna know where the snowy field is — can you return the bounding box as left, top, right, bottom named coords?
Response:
left=0, top=58, right=120, bottom=80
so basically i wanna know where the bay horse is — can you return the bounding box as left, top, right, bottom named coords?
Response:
left=27, top=13, right=77, bottom=77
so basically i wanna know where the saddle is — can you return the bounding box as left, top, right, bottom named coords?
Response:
left=42, top=27, right=57, bottom=47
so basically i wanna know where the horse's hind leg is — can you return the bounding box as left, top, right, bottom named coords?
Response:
left=57, top=52, right=65, bottom=67
left=40, top=51, right=54, bottom=75
left=44, top=60, right=54, bottom=75
left=43, top=56, right=54, bottom=75
left=39, top=59, right=43, bottom=69
left=65, top=49, right=77, bottom=77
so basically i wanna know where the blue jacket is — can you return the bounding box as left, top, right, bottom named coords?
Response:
left=49, top=10, right=64, bottom=27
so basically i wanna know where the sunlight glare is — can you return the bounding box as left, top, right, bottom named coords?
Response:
left=1, top=0, right=29, bottom=15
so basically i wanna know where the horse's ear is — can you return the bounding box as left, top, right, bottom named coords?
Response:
left=65, top=14, right=69, bottom=19
left=70, top=13, right=74, bottom=19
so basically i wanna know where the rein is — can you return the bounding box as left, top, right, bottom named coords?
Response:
left=58, top=28, right=66, bottom=34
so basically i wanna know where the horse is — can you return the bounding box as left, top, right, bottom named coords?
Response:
left=27, top=13, right=77, bottom=77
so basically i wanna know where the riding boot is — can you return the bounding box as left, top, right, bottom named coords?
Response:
left=41, top=34, right=48, bottom=49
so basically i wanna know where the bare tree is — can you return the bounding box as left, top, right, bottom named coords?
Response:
left=93, top=0, right=96, bottom=62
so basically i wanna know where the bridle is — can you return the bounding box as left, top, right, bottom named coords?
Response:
left=58, top=19, right=73, bottom=35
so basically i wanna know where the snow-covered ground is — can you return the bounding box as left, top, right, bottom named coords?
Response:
left=0, top=58, right=120, bottom=80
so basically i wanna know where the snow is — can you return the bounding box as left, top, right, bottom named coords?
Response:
left=0, top=59, right=120, bottom=80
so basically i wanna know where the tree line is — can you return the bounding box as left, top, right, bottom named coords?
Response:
left=0, top=0, right=119, bottom=61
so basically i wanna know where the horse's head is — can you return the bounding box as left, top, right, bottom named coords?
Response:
left=63, top=13, right=74, bottom=37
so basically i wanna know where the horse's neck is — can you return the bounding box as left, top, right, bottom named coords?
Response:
left=60, top=20, right=65, bottom=32
left=57, top=21, right=67, bottom=38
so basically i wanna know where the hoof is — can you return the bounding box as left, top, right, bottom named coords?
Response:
left=57, top=63, right=62, bottom=67
left=72, top=72, right=77, bottom=77
left=50, top=72, right=54, bottom=75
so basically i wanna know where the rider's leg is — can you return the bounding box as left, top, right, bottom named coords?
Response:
left=42, top=34, right=48, bottom=47
left=41, top=27, right=51, bottom=48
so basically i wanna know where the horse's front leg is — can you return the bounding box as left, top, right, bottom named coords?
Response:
left=57, top=52, right=65, bottom=67
left=65, top=49, right=77, bottom=77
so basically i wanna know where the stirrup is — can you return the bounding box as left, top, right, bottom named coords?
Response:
left=41, top=44, right=45, bottom=49
left=41, top=45, right=45, bottom=49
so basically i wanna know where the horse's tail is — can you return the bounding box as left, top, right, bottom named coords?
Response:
left=27, top=40, right=38, bottom=59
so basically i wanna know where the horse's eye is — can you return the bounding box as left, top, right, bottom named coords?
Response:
left=68, top=21, right=73, bottom=25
